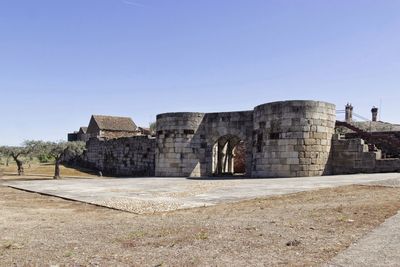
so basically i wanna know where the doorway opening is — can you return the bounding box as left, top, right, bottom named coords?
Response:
left=212, top=135, right=246, bottom=176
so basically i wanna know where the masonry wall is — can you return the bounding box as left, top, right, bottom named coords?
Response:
left=201, top=111, right=254, bottom=176
left=155, top=111, right=254, bottom=177
left=77, top=132, right=89, bottom=142
left=252, top=101, right=336, bottom=177
left=155, top=112, right=206, bottom=177
left=81, top=100, right=399, bottom=178
left=84, top=136, right=156, bottom=176
left=156, top=100, right=336, bottom=178
left=330, top=136, right=400, bottom=174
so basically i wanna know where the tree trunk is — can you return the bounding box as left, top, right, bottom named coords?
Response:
left=54, top=159, right=61, bottom=179
left=12, top=156, right=24, bottom=176
left=17, top=161, right=24, bottom=176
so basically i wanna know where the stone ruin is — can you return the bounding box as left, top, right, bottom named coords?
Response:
left=156, top=100, right=336, bottom=177
left=80, top=100, right=400, bottom=177
left=84, top=136, right=155, bottom=177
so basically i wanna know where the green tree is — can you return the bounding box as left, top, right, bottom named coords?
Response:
left=0, top=141, right=38, bottom=175
left=149, top=121, right=157, bottom=135
left=44, top=141, right=86, bottom=179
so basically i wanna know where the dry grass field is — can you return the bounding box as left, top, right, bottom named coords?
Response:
left=1, top=162, right=99, bottom=179
left=1, top=162, right=399, bottom=266
left=0, top=183, right=399, bottom=266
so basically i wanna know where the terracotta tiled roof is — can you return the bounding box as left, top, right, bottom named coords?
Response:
left=91, top=115, right=137, bottom=132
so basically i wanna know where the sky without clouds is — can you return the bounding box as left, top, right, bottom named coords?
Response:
left=1, top=0, right=400, bottom=145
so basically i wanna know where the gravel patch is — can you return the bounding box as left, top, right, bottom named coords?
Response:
left=92, top=197, right=184, bottom=214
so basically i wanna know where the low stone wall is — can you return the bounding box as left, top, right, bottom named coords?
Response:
left=345, top=131, right=400, bottom=157
left=330, top=136, right=400, bottom=174
left=83, top=136, right=156, bottom=177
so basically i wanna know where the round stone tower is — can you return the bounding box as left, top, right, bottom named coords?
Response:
left=252, top=100, right=336, bottom=177
left=155, top=112, right=205, bottom=177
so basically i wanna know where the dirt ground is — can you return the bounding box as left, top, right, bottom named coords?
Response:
left=1, top=183, right=400, bottom=267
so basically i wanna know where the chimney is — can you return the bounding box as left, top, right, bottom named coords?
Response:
left=345, top=103, right=353, bottom=123
left=371, top=106, right=378, bottom=122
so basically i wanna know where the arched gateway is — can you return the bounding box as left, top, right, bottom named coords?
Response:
left=213, top=135, right=247, bottom=176
left=155, top=100, right=336, bottom=178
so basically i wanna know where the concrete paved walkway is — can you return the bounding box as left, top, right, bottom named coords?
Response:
left=327, top=211, right=400, bottom=267
left=2, top=173, right=400, bottom=213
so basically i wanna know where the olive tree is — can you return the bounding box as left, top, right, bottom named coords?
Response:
left=44, top=141, right=86, bottom=179
left=0, top=141, right=38, bottom=175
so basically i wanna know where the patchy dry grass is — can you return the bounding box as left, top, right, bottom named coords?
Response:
left=0, top=184, right=399, bottom=266
left=1, top=163, right=98, bottom=179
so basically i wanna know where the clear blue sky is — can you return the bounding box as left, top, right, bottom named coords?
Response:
left=1, top=0, right=400, bottom=146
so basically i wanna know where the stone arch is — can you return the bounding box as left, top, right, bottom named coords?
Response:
left=155, top=100, right=335, bottom=178
left=212, top=134, right=247, bottom=176
left=200, top=112, right=254, bottom=177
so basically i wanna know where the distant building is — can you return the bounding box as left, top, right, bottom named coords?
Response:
left=87, top=115, right=140, bottom=140
left=77, top=127, right=89, bottom=142
left=68, top=126, right=89, bottom=142
left=138, top=127, right=152, bottom=136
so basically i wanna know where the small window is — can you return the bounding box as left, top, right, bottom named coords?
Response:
left=269, top=132, right=280, bottom=140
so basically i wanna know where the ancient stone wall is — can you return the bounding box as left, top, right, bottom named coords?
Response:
left=77, top=132, right=89, bottom=142
left=155, top=111, right=254, bottom=177
left=252, top=101, right=336, bottom=177
left=84, top=136, right=155, bottom=177
left=156, top=100, right=336, bottom=178
left=330, top=136, right=400, bottom=174
left=200, top=111, right=254, bottom=176
left=155, top=113, right=205, bottom=177
left=79, top=99, right=399, bottom=178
